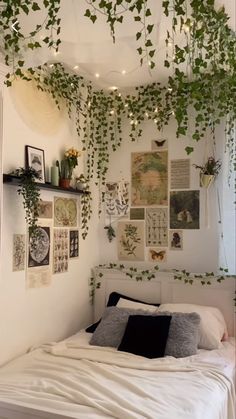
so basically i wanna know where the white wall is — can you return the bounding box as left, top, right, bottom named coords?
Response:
left=98, top=117, right=222, bottom=273
left=0, top=70, right=100, bottom=366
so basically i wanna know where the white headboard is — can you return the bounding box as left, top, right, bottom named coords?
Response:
left=93, top=268, right=236, bottom=336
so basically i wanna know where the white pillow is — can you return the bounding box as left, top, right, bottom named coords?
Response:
left=117, top=298, right=158, bottom=313
left=158, top=303, right=227, bottom=350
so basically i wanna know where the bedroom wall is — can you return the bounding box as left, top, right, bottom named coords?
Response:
left=0, top=70, right=100, bottom=366
left=98, top=116, right=228, bottom=273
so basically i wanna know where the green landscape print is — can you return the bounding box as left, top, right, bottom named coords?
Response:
left=131, top=151, right=168, bottom=206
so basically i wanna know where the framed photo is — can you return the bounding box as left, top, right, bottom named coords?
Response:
left=25, top=145, right=45, bottom=183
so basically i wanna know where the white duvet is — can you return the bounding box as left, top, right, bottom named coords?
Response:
left=0, top=331, right=235, bottom=419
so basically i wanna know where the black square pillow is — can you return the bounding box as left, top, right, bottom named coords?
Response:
left=85, top=292, right=160, bottom=333
left=118, top=315, right=171, bottom=359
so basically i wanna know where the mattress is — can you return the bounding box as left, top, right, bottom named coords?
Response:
left=0, top=331, right=235, bottom=419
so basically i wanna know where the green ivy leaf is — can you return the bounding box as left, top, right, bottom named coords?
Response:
left=185, top=146, right=194, bottom=155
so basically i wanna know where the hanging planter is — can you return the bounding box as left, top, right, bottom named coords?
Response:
left=200, top=174, right=215, bottom=188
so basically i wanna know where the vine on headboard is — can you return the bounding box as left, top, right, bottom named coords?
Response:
left=89, top=264, right=235, bottom=305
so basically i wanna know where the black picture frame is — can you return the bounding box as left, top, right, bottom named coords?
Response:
left=25, top=145, right=46, bottom=184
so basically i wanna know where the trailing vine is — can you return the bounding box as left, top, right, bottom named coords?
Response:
left=0, top=0, right=61, bottom=84
left=89, top=263, right=236, bottom=304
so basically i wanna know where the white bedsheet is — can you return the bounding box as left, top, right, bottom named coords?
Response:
left=0, top=331, right=235, bottom=419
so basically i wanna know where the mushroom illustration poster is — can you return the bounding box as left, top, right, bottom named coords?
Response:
left=117, top=221, right=144, bottom=261
left=131, top=151, right=168, bottom=206
left=69, top=229, right=79, bottom=258
left=145, top=208, right=168, bottom=247
left=53, top=229, right=69, bottom=274
left=13, top=234, right=25, bottom=271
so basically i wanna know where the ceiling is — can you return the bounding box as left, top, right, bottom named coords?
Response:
left=20, top=0, right=236, bottom=90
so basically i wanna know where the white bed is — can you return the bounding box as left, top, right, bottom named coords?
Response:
left=0, top=269, right=235, bottom=419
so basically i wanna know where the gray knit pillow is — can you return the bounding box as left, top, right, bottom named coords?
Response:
left=90, top=306, right=153, bottom=348
left=164, top=312, right=200, bottom=358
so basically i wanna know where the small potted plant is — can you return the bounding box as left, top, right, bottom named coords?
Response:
left=56, top=147, right=82, bottom=188
left=193, top=157, right=222, bottom=188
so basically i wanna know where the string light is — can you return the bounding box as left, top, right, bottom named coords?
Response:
left=145, top=112, right=149, bottom=118
left=110, top=86, right=118, bottom=91
left=154, top=118, right=158, bottom=124
left=49, top=63, right=54, bottom=68
left=121, top=70, right=126, bottom=75
left=168, top=87, right=173, bottom=92
left=154, top=107, right=158, bottom=113
left=95, top=73, right=100, bottom=78
left=53, top=50, right=60, bottom=56
left=70, top=83, right=74, bottom=87
left=73, top=65, right=79, bottom=70
left=110, top=109, right=115, bottom=115
left=129, top=112, right=133, bottom=117
left=125, top=103, right=128, bottom=108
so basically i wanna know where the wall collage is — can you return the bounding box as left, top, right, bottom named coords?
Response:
left=12, top=196, right=79, bottom=288
left=105, top=139, right=200, bottom=263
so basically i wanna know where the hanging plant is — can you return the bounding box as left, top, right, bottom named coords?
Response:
left=12, top=167, right=41, bottom=240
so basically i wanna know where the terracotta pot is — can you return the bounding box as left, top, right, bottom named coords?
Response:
left=59, top=178, right=71, bottom=189
left=200, top=174, right=215, bottom=188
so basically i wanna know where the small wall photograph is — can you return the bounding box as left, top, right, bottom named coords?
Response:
left=170, top=191, right=200, bottom=229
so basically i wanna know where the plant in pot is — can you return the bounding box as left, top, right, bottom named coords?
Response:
left=13, top=167, right=41, bottom=240
left=56, top=147, right=81, bottom=188
left=193, top=157, right=222, bottom=188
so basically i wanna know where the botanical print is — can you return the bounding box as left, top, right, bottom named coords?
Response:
left=169, top=230, right=183, bottom=250
left=148, top=248, right=167, bottom=262
left=170, top=159, right=190, bottom=189
left=146, top=208, right=168, bottom=247
left=53, top=229, right=69, bottom=274
left=170, top=190, right=200, bottom=229
left=38, top=200, right=53, bottom=219
left=69, top=229, right=79, bottom=258
left=151, top=138, right=168, bottom=150
left=130, top=208, right=145, bottom=220
left=28, top=227, right=50, bottom=268
left=105, top=181, right=129, bottom=217
left=131, top=151, right=168, bottom=206
left=117, top=221, right=144, bottom=261
left=54, top=197, right=78, bottom=227
left=13, top=234, right=25, bottom=271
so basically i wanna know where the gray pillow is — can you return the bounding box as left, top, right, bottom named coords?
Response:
left=90, top=306, right=151, bottom=348
left=164, top=312, right=200, bottom=358
left=90, top=306, right=200, bottom=358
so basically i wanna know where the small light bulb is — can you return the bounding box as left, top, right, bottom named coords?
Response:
left=129, top=112, right=133, bottom=117
left=110, top=86, right=118, bottom=91
left=145, top=112, right=149, bottom=118
left=71, top=83, right=74, bottom=87
left=148, top=61, right=152, bottom=67
left=154, top=118, right=157, bottom=124
left=118, top=93, right=121, bottom=97
left=154, top=107, right=158, bottom=113
left=95, top=73, right=100, bottom=78
left=121, top=70, right=126, bottom=75
left=183, top=24, right=190, bottom=32
left=53, top=50, right=60, bottom=56
left=73, top=65, right=79, bottom=70
left=49, top=64, right=54, bottom=68
left=125, top=103, right=128, bottom=108
left=110, top=110, right=115, bottom=115
left=168, top=87, right=173, bottom=92
left=134, top=120, right=138, bottom=125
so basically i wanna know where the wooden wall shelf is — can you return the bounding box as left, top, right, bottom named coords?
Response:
left=3, top=174, right=89, bottom=195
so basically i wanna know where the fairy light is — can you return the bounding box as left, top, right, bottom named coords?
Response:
left=118, top=93, right=121, bottom=97
left=121, top=70, right=126, bottom=75
left=95, top=73, right=100, bottom=78
left=53, top=50, right=60, bottom=56
left=110, top=109, right=115, bottom=115
left=70, top=83, right=74, bottom=87
left=154, top=107, right=158, bottom=113
left=110, top=86, right=118, bottom=91
left=168, top=87, right=173, bottom=92
left=73, top=65, right=79, bottom=70
left=129, top=112, right=133, bottom=117
left=125, top=103, right=128, bottom=108
left=154, top=118, right=158, bottom=124
left=145, top=112, right=149, bottom=118
left=49, top=63, right=54, bottom=68
left=183, top=24, right=190, bottom=32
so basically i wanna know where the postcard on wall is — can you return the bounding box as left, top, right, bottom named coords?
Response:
left=170, top=190, right=200, bottom=229
left=131, top=151, right=168, bottom=206
left=105, top=181, right=129, bottom=217
left=169, top=230, right=183, bottom=250
left=13, top=234, right=25, bottom=271
left=38, top=200, right=53, bottom=219
left=117, top=221, right=144, bottom=261
left=26, top=220, right=52, bottom=288
left=151, top=138, right=168, bottom=150
left=54, top=197, right=78, bottom=227
left=53, top=229, right=69, bottom=274
left=148, top=248, right=167, bottom=263
left=130, top=208, right=145, bottom=220
left=145, top=207, right=168, bottom=247
left=170, top=159, right=190, bottom=189
left=69, top=229, right=79, bottom=258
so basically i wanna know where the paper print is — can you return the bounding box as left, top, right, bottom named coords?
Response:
left=13, top=234, right=25, bottom=271
left=54, top=197, right=78, bottom=227
left=148, top=248, right=167, bottom=262
left=130, top=208, right=145, bottom=220
left=131, top=151, right=168, bottom=206
left=169, top=230, right=183, bottom=250
left=69, top=229, right=79, bottom=258
left=105, top=181, right=129, bottom=217
left=38, top=200, right=53, bottom=218
left=117, top=221, right=144, bottom=261
left=146, top=208, right=168, bottom=247
left=170, top=190, right=200, bottom=229
left=26, top=268, right=51, bottom=288
left=53, top=229, right=69, bottom=274
left=170, top=159, right=190, bottom=189
left=151, top=138, right=168, bottom=150
left=28, top=227, right=50, bottom=268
